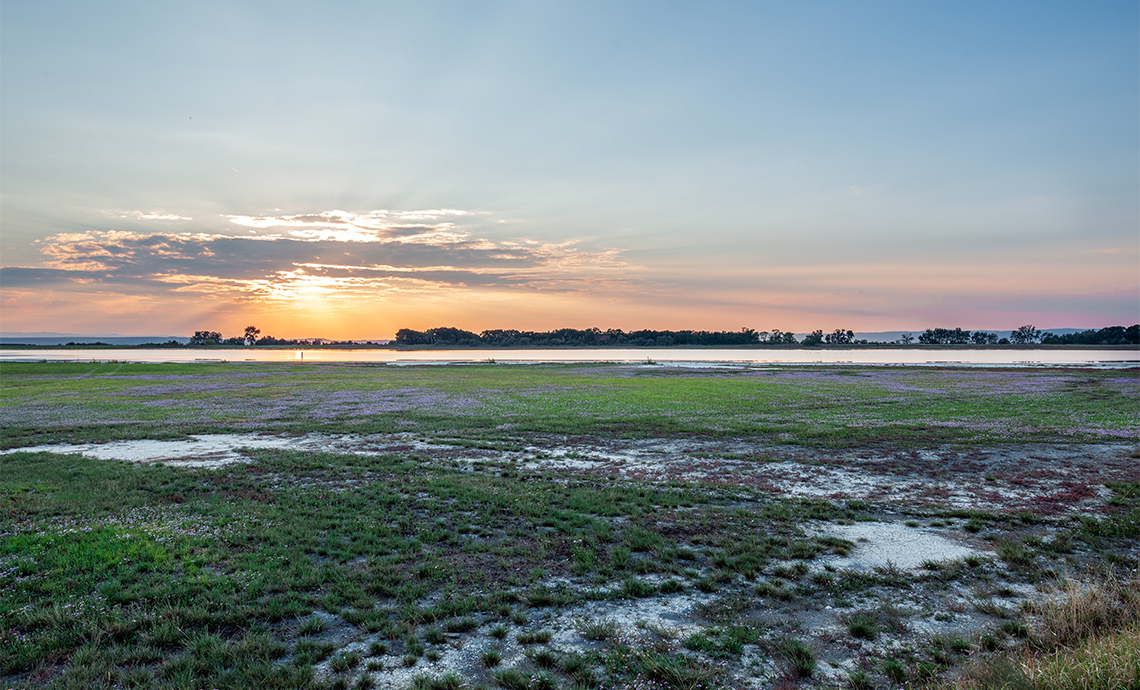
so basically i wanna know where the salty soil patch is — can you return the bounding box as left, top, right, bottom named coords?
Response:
left=811, top=521, right=983, bottom=572
left=7, top=432, right=1132, bottom=516
left=0, top=433, right=337, bottom=468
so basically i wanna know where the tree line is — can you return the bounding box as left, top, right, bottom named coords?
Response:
left=171, top=323, right=1139, bottom=347
left=394, top=327, right=775, bottom=347
left=186, top=327, right=361, bottom=347
left=913, top=324, right=1139, bottom=346
left=1040, top=325, right=1139, bottom=345
left=395, top=324, right=1139, bottom=347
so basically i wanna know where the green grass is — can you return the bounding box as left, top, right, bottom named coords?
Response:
left=528, top=648, right=559, bottom=669
left=843, top=611, right=882, bottom=640
left=847, top=668, right=873, bottom=689
left=480, top=649, right=501, bottom=667
left=410, top=674, right=463, bottom=690
left=0, top=447, right=705, bottom=686
left=515, top=630, right=553, bottom=645
left=1, top=361, right=1136, bottom=689
left=0, top=442, right=876, bottom=688
left=683, top=625, right=760, bottom=659
left=603, top=642, right=724, bottom=689
left=3, top=361, right=1135, bottom=448
left=573, top=617, right=620, bottom=641
left=882, top=656, right=908, bottom=684
left=778, top=638, right=816, bottom=677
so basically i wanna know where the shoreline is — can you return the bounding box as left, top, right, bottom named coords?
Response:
left=1, top=343, right=1135, bottom=351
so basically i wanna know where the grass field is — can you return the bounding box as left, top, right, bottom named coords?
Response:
left=1, top=362, right=1137, bottom=689
left=2, top=361, right=1137, bottom=448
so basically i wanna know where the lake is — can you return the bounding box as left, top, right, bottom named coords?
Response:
left=1, top=347, right=1136, bottom=367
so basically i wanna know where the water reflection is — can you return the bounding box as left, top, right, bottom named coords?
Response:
left=1, top=348, right=1136, bottom=367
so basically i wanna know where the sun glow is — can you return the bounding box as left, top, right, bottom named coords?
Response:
left=5, top=199, right=1134, bottom=340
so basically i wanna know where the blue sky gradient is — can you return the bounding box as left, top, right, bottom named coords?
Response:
left=2, top=2, right=1136, bottom=338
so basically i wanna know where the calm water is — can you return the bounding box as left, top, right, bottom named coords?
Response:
left=1, top=348, right=1136, bottom=367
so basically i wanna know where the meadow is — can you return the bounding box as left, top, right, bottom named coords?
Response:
left=3, top=361, right=1136, bottom=447
left=1, top=361, right=1137, bottom=689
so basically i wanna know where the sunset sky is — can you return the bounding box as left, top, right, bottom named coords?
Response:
left=2, top=2, right=1137, bottom=339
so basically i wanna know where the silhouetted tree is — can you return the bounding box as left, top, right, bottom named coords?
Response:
left=395, top=328, right=431, bottom=345
left=825, top=329, right=854, bottom=344
left=189, top=330, right=222, bottom=346
left=919, top=328, right=970, bottom=344
left=1039, top=325, right=1139, bottom=345
left=1009, top=325, right=1042, bottom=344
left=427, top=327, right=481, bottom=344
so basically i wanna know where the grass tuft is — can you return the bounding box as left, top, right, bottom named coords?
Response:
left=444, top=616, right=478, bottom=633
left=882, top=657, right=907, bottom=684
left=330, top=650, right=362, bottom=672
left=847, top=668, right=872, bottom=690
left=843, top=611, right=882, bottom=640
left=530, top=648, right=559, bottom=668
left=411, top=673, right=463, bottom=690
left=481, top=649, right=501, bottom=667
left=778, top=638, right=816, bottom=677
left=516, top=629, right=553, bottom=645
left=575, top=617, right=620, bottom=641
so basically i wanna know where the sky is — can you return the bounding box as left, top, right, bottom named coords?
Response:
left=1, top=1, right=1137, bottom=339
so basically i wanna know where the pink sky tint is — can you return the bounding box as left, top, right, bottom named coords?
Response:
left=2, top=259, right=1134, bottom=339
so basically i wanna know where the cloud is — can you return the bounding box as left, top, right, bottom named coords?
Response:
left=223, top=209, right=482, bottom=244
left=122, top=211, right=194, bottom=221
left=8, top=208, right=637, bottom=305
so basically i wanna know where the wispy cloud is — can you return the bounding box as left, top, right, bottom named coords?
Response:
left=121, top=211, right=194, bottom=221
